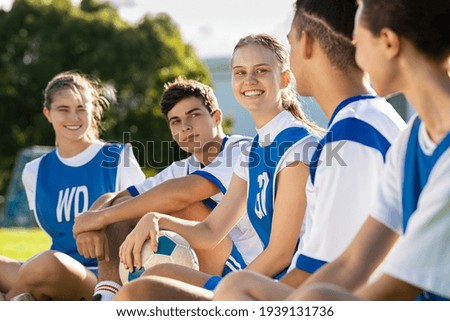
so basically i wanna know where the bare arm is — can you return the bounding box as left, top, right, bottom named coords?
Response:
left=279, top=268, right=312, bottom=288
left=73, top=175, right=219, bottom=236
left=88, top=190, right=132, bottom=211
left=244, top=161, right=308, bottom=277
left=287, top=217, right=399, bottom=300
left=119, top=174, right=247, bottom=269
left=357, top=274, right=421, bottom=300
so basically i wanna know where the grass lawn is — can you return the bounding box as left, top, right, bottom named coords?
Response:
left=0, top=228, right=51, bottom=261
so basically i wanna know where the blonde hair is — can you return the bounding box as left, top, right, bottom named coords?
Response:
left=232, top=33, right=324, bottom=134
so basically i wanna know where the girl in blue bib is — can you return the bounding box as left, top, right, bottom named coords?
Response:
left=0, top=72, right=144, bottom=300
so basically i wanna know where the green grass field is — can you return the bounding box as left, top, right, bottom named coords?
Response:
left=0, top=228, right=51, bottom=261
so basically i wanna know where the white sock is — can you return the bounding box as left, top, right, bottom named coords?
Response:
left=94, top=281, right=121, bottom=301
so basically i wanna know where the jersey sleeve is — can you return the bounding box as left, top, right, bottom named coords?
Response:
left=233, top=141, right=251, bottom=182
left=296, top=140, right=386, bottom=272
left=116, top=144, right=145, bottom=191
left=193, top=138, right=249, bottom=193
left=369, top=145, right=404, bottom=233
left=277, top=134, right=318, bottom=173
left=380, top=150, right=450, bottom=298
left=21, top=158, right=41, bottom=211
left=370, top=126, right=412, bottom=233
left=127, top=158, right=192, bottom=197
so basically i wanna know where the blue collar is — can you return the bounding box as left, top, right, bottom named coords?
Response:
left=220, top=136, right=229, bottom=152
left=328, top=95, right=377, bottom=127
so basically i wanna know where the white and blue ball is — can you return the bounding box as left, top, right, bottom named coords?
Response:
left=119, top=230, right=199, bottom=284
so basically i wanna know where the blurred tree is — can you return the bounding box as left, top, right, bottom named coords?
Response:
left=0, top=0, right=215, bottom=195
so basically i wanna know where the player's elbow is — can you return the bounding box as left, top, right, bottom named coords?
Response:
left=193, top=222, right=222, bottom=250
left=266, top=246, right=295, bottom=272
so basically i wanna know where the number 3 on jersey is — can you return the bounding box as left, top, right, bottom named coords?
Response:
left=255, top=172, right=269, bottom=219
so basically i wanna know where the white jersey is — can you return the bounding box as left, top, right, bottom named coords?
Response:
left=290, top=95, right=406, bottom=273
left=371, top=115, right=450, bottom=299
left=235, top=110, right=321, bottom=276
left=127, top=156, right=201, bottom=196
left=128, top=135, right=261, bottom=265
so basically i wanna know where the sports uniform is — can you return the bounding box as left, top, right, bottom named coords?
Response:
left=203, top=111, right=319, bottom=290
left=128, top=135, right=262, bottom=271
left=234, top=110, right=320, bottom=278
left=22, top=142, right=145, bottom=272
left=371, top=115, right=450, bottom=300
left=291, top=95, right=406, bottom=273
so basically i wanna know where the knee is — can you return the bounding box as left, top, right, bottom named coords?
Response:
left=143, top=263, right=178, bottom=278
left=114, top=277, right=154, bottom=301
left=114, top=281, right=139, bottom=300
left=214, top=271, right=253, bottom=300
left=300, top=283, right=348, bottom=300
left=171, top=202, right=211, bottom=221
left=18, top=251, right=62, bottom=286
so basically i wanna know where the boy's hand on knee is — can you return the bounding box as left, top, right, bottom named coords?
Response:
left=75, top=231, right=110, bottom=262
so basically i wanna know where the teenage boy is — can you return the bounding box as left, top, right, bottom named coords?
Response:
left=73, top=77, right=260, bottom=300
left=213, top=0, right=407, bottom=300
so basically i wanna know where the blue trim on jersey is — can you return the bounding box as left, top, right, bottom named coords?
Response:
left=416, top=291, right=449, bottom=301
left=295, top=254, right=327, bottom=273
left=221, top=136, right=229, bottom=151
left=202, top=198, right=218, bottom=210
left=203, top=276, right=223, bottom=291
left=328, top=95, right=377, bottom=126
left=127, top=185, right=140, bottom=197
left=35, top=144, right=124, bottom=268
left=402, top=117, right=450, bottom=232
left=192, top=171, right=227, bottom=194
left=310, top=118, right=391, bottom=185
left=247, top=127, right=309, bottom=250
left=402, top=117, right=450, bottom=301
left=231, top=138, right=252, bottom=146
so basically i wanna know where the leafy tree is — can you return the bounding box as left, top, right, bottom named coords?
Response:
left=0, top=0, right=213, bottom=195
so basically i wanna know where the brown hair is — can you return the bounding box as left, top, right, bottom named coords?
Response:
left=160, top=76, right=219, bottom=118
left=44, top=71, right=113, bottom=140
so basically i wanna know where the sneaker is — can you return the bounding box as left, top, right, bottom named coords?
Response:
left=91, top=293, right=102, bottom=301
left=10, top=293, right=35, bottom=301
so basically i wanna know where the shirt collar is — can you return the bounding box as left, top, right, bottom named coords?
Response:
left=256, top=110, right=294, bottom=146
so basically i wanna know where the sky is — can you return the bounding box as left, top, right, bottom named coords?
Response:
left=0, top=0, right=296, bottom=59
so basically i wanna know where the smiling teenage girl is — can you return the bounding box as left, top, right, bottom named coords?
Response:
left=0, top=71, right=144, bottom=300
left=114, top=33, right=322, bottom=300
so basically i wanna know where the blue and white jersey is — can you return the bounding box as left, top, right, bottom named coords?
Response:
left=235, top=111, right=320, bottom=276
left=291, top=95, right=406, bottom=273
left=22, top=141, right=145, bottom=268
left=127, top=156, right=202, bottom=197
left=128, top=135, right=262, bottom=265
left=371, top=115, right=450, bottom=300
